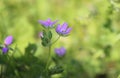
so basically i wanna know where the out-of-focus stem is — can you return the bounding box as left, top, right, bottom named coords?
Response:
left=45, top=45, right=51, bottom=72
left=51, top=36, right=60, bottom=45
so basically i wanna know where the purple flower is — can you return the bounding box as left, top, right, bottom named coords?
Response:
left=2, top=47, right=8, bottom=54
left=38, top=18, right=58, bottom=28
left=56, top=22, right=72, bottom=36
left=54, top=47, right=66, bottom=57
left=4, top=36, right=13, bottom=46
left=1, top=36, right=13, bottom=54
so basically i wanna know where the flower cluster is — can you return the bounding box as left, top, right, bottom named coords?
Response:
left=38, top=18, right=72, bottom=56
left=1, top=36, right=13, bottom=53
left=0, top=18, right=71, bottom=77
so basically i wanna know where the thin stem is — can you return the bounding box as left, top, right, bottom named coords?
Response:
left=45, top=45, right=51, bottom=72
left=51, top=36, right=60, bottom=45
left=45, top=35, right=60, bottom=75
left=45, top=36, right=60, bottom=69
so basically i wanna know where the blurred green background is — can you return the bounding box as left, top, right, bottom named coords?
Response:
left=0, top=0, right=120, bottom=78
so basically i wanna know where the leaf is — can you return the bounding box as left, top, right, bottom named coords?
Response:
left=41, top=30, right=52, bottom=47
left=48, top=30, right=52, bottom=40
left=42, top=30, right=48, bottom=38
left=41, top=41, right=48, bottom=47
left=48, top=65, right=64, bottom=75
left=25, top=43, right=37, bottom=55
left=103, top=45, right=112, bottom=57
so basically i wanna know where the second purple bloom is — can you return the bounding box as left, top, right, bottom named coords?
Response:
left=56, top=22, right=72, bottom=36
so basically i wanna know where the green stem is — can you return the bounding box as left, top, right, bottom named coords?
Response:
left=51, top=36, right=60, bottom=45
left=45, top=45, right=51, bottom=72
left=45, top=35, right=60, bottom=74
left=45, top=28, right=51, bottom=70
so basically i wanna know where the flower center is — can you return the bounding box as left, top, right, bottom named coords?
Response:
left=62, top=30, right=65, bottom=32
left=47, top=20, right=51, bottom=24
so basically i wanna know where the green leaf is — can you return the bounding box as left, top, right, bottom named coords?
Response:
left=41, top=30, right=52, bottom=47
left=48, top=30, right=52, bottom=40
left=25, top=43, right=37, bottom=55
left=41, top=41, right=48, bottom=47
left=48, top=65, right=64, bottom=75
left=103, top=45, right=112, bottom=57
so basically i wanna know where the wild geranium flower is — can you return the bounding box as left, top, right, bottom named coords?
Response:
left=56, top=22, right=72, bottom=36
left=4, top=36, right=13, bottom=46
left=2, top=47, right=9, bottom=53
left=2, top=36, right=13, bottom=53
left=38, top=18, right=58, bottom=28
left=54, top=47, right=66, bottom=57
